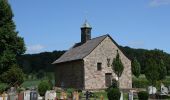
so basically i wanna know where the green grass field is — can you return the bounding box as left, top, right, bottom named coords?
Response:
left=21, top=80, right=41, bottom=88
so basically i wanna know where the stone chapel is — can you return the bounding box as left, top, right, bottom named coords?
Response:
left=53, top=20, right=132, bottom=90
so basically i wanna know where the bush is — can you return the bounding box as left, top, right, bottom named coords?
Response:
left=107, top=88, right=120, bottom=100
left=38, top=81, right=51, bottom=96
left=66, top=88, right=75, bottom=93
left=1, top=65, right=25, bottom=86
left=138, top=91, right=149, bottom=100
left=132, top=79, right=149, bottom=88
left=66, top=88, right=75, bottom=97
left=0, top=83, right=8, bottom=94
left=106, top=80, right=118, bottom=92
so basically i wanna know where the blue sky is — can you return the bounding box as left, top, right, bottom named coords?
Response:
left=8, top=0, right=170, bottom=54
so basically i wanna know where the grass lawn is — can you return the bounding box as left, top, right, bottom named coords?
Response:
left=55, top=91, right=130, bottom=100
left=21, top=80, right=41, bottom=88
left=93, top=91, right=108, bottom=99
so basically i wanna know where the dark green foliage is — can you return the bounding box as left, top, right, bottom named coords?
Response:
left=66, top=88, right=75, bottom=97
left=0, top=83, right=8, bottom=94
left=138, top=91, right=149, bottom=100
left=38, top=81, right=51, bottom=96
left=132, top=79, right=149, bottom=88
left=106, top=79, right=118, bottom=92
left=0, top=64, right=24, bottom=86
left=17, top=51, right=65, bottom=73
left=112, top=51, right=124, bottom=87
left=120, top=46, right=170, bottom=75
left=66, top=88, right=75, bottom=93
left=120, top=46, right=147, bottom=73
left=36, top=70, right=45, bottom=79
left=16, top=45, right=170, bottom=76
left=0, top=0, right=25, bottom=75
left=158, top=59, right=167, bottom=80
left=132, top=58, right=141, bottom=78
left=145, top=58, right=159, bottom=86
left=107, top=88, right=121, bottom=100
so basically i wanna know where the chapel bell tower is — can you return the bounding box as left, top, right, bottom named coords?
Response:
left=81, top=20, right=92, bottom=44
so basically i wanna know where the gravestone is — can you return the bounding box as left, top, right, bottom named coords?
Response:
left=30, top=91, right=38, bottom=100
left=148, top=86, right=157, bottom=94
left=18, top=92, right=24, bottom=100
left=0, top=96, right=3, bottom=100
left=72, top=91, right=80, bottom=100
left=1, top=93, right=8, bottom=100
left=120, top=91, right=123, bottom=100
left=38, top=96, right=43, bottom=100
left=72, top=91, right=77, bottom=100
left=45, top=90, right=56, bottom=100
left=60, top=92, right=67, bottom=100
left=8, top=94, right=17, bottom=100
left=24, top=90, right=31, bottom=100
left=128, top=91, right=133, bottom=100
left=161, top=83, right=168, bottom=95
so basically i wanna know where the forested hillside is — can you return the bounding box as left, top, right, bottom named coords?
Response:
left=17, top=46, right=170, bottom=75
left=120, top=46, right=170, bottom=74
left=17, top=51, right=65, bottom=74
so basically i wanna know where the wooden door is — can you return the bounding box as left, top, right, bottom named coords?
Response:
left=105, top=73, right=112, bottom=87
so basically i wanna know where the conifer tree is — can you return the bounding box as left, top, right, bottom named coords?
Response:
left=112, top=50, right=124, bottom=87
left=132, top=58, right=141, bottom=78
left=0, top=0, right=25, bottom=74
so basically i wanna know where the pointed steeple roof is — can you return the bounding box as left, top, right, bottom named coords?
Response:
left=81, top=20, right=92, bottom=28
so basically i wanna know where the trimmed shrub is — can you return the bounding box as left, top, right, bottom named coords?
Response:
left=38, top=81, right=51, bottom=96
left=107, top=88, right=120, bottom=100
left=106, top=80, right=118, bottom=92
left=138, top=91, right=149, bottom=100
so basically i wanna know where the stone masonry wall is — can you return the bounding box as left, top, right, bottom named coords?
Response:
left=55, top=60, right=84, bottom=89
left=84, top=36, right=132, bottom=89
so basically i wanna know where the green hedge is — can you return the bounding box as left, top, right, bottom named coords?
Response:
left=132, top=79, right=149, bottom=88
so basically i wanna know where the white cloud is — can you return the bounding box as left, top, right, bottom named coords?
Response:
left=26, top=44, right=45, bottom=54
left=149, top=0, right=170, bottom=7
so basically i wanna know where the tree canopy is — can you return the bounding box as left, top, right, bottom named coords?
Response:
left=0, top=0, right=25, bottom=83
left=145, top=58, right=159, bottom=86
left=132, top=58, right=141, bottom=78
left=0, top=64, right=25, bottom=86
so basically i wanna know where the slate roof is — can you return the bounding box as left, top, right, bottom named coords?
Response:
left=52, top=35, right=108, bottom=64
